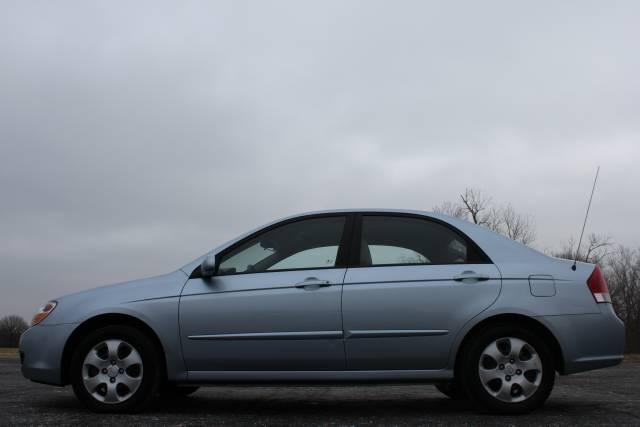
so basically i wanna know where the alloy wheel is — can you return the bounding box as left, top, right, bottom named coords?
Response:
left=82, top=339, right=144, bottom=404
left=478, top=337, right=542, bottom=403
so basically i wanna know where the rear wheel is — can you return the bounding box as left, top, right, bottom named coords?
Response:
left=460, top=324, right=555, bottom=414
left=70, top=325, right=162, bottom=413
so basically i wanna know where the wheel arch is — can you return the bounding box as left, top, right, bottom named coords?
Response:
left=454, top=313, right=566, bottom=376
left=60, top=313, right=168, bottom=385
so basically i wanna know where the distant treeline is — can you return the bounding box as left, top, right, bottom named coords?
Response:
left=0, top=315, right=28, bottom=347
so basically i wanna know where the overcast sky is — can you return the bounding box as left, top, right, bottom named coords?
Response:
left=1, top=1, right=639, bottom=320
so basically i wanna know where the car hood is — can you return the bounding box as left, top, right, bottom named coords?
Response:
left=42, top=270, right=189, bottom=325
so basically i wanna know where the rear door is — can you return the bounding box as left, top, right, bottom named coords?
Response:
left=342, top=214, right=501, bottom=370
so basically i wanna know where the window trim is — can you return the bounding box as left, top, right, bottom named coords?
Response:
left=191, top=213, right=355, bottom=278
left=189, top=211, right=491, bottom=279
left=349, top=212, right=492, bottom=268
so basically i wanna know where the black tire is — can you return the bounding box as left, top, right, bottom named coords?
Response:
left=160, top=384, right=200, bottom=398
left=70, top=325, right=162, bottom=413
left=460, top=324, right=555, bottom=414
left=435, top=381, right=467, bottom=400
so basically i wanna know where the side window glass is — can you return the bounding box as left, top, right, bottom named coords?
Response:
left=368, top=245, right=429, bottom=265
left=218, top=217, right=346, bottom=275
left=217, top=242, right=273, bottom=274
left=360, top=216, right=468, bottom=266
left=269, top=246, right=339, bottom=270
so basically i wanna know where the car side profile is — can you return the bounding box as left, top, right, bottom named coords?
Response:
left=20, top=209, right=624, bottom=414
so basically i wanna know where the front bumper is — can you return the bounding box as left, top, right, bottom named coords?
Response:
left=19, top=322, right=77, bottom=386
left=541, top=304, right=625, bottom=375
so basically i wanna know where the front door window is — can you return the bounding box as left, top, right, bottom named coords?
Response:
left=218, top=216, right=346, bottom=275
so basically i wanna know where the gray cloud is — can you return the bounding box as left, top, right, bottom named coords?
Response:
left=1, top=0, right=639, bottom=320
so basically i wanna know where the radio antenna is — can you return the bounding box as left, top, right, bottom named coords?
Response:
left=572, top=166, right=600, bottom=271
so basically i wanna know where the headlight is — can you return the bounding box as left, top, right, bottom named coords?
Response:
left=31, top=301, right=57, bottom=326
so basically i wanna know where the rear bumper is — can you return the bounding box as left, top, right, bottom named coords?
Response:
left=19, top=323, right=77, bottom=386
left=540, top=305, right=625, bottom=375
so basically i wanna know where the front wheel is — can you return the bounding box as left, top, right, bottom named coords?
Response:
left=460, top=324, right=555, bottom=414
left=70, top=325, right=162, bottom=413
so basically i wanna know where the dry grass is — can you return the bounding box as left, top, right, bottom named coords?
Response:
left=0, top=348, right=19, bottom=359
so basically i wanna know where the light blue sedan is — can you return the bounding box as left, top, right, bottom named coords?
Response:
left=20, top=210, right=624, bottom=413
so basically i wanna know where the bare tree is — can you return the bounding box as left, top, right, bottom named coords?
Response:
left=499, top=205, right=536, bottom=245
left=432, top=201, right=467, bottom=219
left=481, top=207, right=502, bottom=234
left=554, top=233, right=612, bottom=265
left=583, top=234, right=613, bottom=265
left=459, top=188, right=492, bottom=225
left=605, top=246, right=640, bottom=352
left=433, top=188, right=536, bottom=245
left=0, top=315, right=29, bottom=347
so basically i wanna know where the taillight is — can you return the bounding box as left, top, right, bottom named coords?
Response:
left=587, top=266, right=611, bottom=303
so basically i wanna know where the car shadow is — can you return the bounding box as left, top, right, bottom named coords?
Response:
left=32, top=386, right=596, bottom=421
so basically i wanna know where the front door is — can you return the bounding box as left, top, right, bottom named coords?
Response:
left=342, top=214, right=501, bottom=370
left=180, top=215, right=352, bottom=372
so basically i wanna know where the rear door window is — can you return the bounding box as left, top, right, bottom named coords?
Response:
left=359, top=216, right=472, bottom=266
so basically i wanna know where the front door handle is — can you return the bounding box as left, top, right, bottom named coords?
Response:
left=294, top=277, right=331, bottom=290
left=453, top=271, right=491, bottom=283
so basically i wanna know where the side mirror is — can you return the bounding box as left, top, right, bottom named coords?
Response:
left=200, top=253, right=218, bottom=278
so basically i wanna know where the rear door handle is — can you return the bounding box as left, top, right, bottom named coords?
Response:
left=294, top=277, right=332, bottom=290
left=453, top=271, right=491, bottom=282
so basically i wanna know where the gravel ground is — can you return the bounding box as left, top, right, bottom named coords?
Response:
left=1, top=358, right=639, bottom=426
